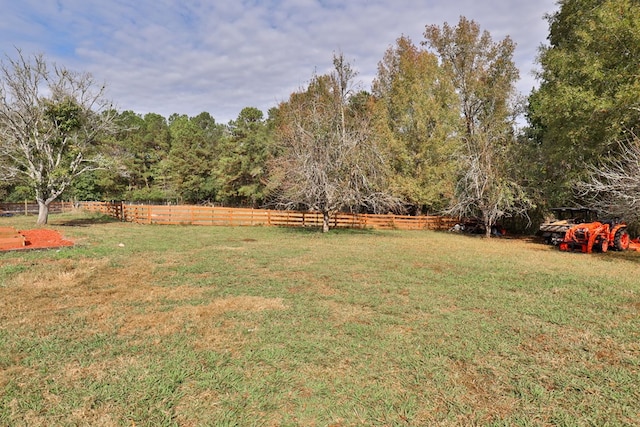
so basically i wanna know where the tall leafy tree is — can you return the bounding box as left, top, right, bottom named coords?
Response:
left=372, top=36, right=460, bottom=213
left=77, top=111, right=172, bottom=202
left=424, top=17, right=529, bottom=236
left=217, top=107, right=272, bottom=207
left=166, top=112, right=224, bottom=203
left=0, top=51, right=116, bottom=224
left=114, top=111, right=171, bottom=199
left=527, top=0, right=640, bottom=206
left=269, top=53, right=400, bottom=232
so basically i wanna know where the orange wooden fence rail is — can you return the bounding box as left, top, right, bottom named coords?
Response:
left=77, top=201, right=458, bottom=231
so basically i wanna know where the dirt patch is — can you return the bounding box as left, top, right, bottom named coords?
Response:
left=0, top=228, right=74, bottom=251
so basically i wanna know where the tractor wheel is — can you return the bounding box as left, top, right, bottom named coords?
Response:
left=614, top=229, right=630, bottom=251
left=596, top=238, right=609, bottom=253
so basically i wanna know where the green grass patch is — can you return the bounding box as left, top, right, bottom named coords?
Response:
left=1, top=211, right=639, bottom=426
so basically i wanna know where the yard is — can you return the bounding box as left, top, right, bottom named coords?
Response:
left=1, top=211, right=639, bottom=426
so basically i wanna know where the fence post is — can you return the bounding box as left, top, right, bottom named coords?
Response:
left=24, top=200, right=28, bottom=216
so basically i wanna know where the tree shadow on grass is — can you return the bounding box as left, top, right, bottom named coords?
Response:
left=601, top=250, right=640, bottom=263
left=52, top=214, right=120, bottom=227
left=277, top=226, right=377, bottom=235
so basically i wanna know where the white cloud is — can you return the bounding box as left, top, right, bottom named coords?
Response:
left=1, top=0, right=557, bottom=123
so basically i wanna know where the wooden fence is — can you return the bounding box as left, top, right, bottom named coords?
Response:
left=78, top=201, right=458, bottom=231
left=0, top=201, right=75, bottom=216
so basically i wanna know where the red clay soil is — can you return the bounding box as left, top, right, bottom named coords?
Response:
left=0, top=228, right=74, bottom=251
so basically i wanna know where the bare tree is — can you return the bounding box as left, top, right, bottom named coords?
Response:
left=577, top=134, right=640, bottom=223
left=0, top=50, right=116, bottom=224
left=269, top=53, right=401, bottom=232
left=449, top=130, right=531, bottom=235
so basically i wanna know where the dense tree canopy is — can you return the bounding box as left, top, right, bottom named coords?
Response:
left=166, top=112, right=223, bottom=204
left=372, top=36, right=460, bottom=213
left=111, top=111, right=171, bottom=200
left=424, top=17, right=530, bottom=236
left=216, top=107, right=273, bottom=207
left=527, top=0, right=640, bottom=206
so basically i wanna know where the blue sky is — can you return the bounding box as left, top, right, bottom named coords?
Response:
left=1, top=0, right=558, bottom=124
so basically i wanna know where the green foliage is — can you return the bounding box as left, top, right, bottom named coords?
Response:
left=44, top=97, right=83, bottom=135
left=372, top=36, right=460, bottom=212
left=216, top=107, right=273, bottom=207
left=109, top=111, right=171, bottom=194
left=424, top=17, right=518, bottom=137
left=423, top=17, right=529, bottom=234
left=166, top=113, right=224, bottom=203
left=3, top=185, right=34, bottom=202
left=126, top=187, right=173, bottom=203
left=527, top=0, right=640, bottom=205
left=66, top=170, right=105, bottom=201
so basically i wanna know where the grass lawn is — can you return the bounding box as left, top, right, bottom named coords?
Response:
left=1, top=211, right=639, bottom=426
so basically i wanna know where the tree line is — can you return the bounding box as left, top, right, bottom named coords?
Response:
left=2, top=0, right=640, bottom=233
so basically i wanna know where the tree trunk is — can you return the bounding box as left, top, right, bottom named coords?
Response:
left=483, top=212, right=492, bottom=238
left=36, top=200, right=49, bottom=225
left=322, top=211, right=330, bottom=233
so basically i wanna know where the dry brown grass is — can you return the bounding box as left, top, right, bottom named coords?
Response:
left=2, top=254, right=286, bottom=350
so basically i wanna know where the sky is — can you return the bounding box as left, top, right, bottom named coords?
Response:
left=0, top=0, right=559, bottom=124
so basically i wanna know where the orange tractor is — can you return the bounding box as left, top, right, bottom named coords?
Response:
left=559, top=220, right=630, bottom=253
